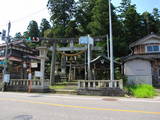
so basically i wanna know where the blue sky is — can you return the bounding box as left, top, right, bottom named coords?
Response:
left=112, top=0, right=160, bottom=13
left=0, top=0, right=159, bottom=39
left=129, top=0, right=160, bottom=13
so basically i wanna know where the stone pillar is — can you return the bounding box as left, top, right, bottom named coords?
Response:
left=61, top=55, right=66, bottom=74
left=37, top=46, right=48, bottom=89
left=50, top=43, right=56, bottom=85
left=55, top=63, right=59, bottom=74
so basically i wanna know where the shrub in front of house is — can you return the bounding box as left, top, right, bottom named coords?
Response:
left=126, top=84, right=157, bottom=98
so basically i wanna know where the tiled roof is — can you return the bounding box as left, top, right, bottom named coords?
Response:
left=129, top=33, right=160, bottom=48
left=122, top=53, right=160, bottom=62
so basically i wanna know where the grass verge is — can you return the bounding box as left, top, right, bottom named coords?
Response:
left=49, top=81, right=77, bottom=90
left=126, top=84, right=157, bottom=98
left=49, top=82, right=68, bottom=89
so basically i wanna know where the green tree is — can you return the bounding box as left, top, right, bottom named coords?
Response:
left=27, top=20, right=40, bottom=38
left=75, top=0, right=95, bottom=34
left=117, top=0, right=131, bottom=20
left=14, top=32, right=22, bottom=39
left=123, top=5, right=142, bottom=43
left=65, top=20, right=80, bottom=37
left=115, top=0, right=143, bottom=56
left=40, top=18, right=51, bottom=37
left=152, top=8, right=160, bottom=34
left=118, top=0, right=131, bottom=13
left=25, top=20, right=40, bottom=48
left=141, top=12, right=156, bottom=35
left=47, top=0, right=76, bottom=37
left=47, top=0, right=75, bottom=27
left=87, top=0, right=109, bottom=36
left=153, top=8, right=160, bottom=21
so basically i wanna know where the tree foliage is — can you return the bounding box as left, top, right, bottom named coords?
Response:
left=75, top=0, right=95, bottom=34
left=24, top=0, right=160, bottom=57
left=14, top=32, right=22, bottom=39
left=27, top=20, right=40, bottom=38
left=40, top=18, right=51, bottom=37
left=47, top=0, right=75, bottom=27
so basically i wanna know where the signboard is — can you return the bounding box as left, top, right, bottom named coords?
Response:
left=28, top=73, right=32, bottom=80
left=35, top=71, right=42, bottom=77
left=0, top=61, right=6, bottom=65
left=79, top=36, right=94, bottom=45
left=1, top=30, right=6, bottom=41
left=88, top=36, right=94, bottom=45
left=79, top=36, right=88, bottom=44
left=3, top=74, right=10, bottom=83
left=31, top=62, right=38, bottom=68
left=23, top=63, right=27, bottom=68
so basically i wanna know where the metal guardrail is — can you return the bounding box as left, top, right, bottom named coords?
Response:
left=78, top=80, right=123, bottom=89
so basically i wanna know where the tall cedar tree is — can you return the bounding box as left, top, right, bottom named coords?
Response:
left=75, top=0, right=95, bottom=35
left=40, top=18, right=51, bottom=37
left=152, top=8, right=160, bottom=34
left=87, top=0, right=124, bottom=57
left=47, top=0, right=75, bottom=37
left=26, top=20, right=40, bottom=48
left=123, top=5, right=143, bottom=44
left=27, top=20, right=40, bottom=38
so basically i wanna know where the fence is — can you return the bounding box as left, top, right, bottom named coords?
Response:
left=4, top=79, right=50, bottom=92
left=78, top=80, right=123, bottom=89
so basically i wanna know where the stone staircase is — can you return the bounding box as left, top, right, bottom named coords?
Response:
left=50, top=81, right=78, bottom=94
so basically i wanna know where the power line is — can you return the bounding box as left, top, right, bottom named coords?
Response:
left=11, top=7, right=48, bottom=24
left=0, top=7, right=49, bottom=28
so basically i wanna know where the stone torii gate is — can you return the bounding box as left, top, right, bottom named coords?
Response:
left=37, top=36, right=105, bottom=87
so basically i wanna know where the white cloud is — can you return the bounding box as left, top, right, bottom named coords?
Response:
left=0, top=0, right=159, bottom=39
left=0, top=0, right=50, bottom=36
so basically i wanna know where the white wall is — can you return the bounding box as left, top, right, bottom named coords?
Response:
left=144, top=38, right=160, bottom=44
left=124, top=59, right=152, bottom=85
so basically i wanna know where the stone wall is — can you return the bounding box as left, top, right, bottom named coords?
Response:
left=77, top=88, right=125, bottom=96
left=4, top=79, right=50, bottom=93
left=5, top=85, right=50, bottom=93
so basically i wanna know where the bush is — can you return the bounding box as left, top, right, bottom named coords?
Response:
left=126, top=84, right=157, bottom=98
left=115, top=67, right=128, bottom=85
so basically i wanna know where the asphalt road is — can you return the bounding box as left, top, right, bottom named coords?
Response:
left=0, top=92, right=160, bottom=120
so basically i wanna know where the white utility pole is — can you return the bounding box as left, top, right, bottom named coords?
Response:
left=106, top=34, right=110, bottom=58
left=87, top=35, right=91, bottom=80
left=109, top=0, right=114, bottom=87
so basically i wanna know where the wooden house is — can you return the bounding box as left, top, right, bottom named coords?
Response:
left=0, top=40, right=39, bottom=80
left=122, top=33, right=160, bottom=87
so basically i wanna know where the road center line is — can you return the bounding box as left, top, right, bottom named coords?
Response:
left=0, top=98, right=159, bottom=115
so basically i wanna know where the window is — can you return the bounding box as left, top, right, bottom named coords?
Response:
left=0, top=50, right=5, bottom=56
left=153, top=46, right=159, bottom=51
left=147, top=46, right=152, bottom=52
left=146, top=45, right=160, bottom=53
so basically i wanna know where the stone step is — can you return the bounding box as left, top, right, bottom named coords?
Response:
left=50, top=89, right=77, bottom=94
